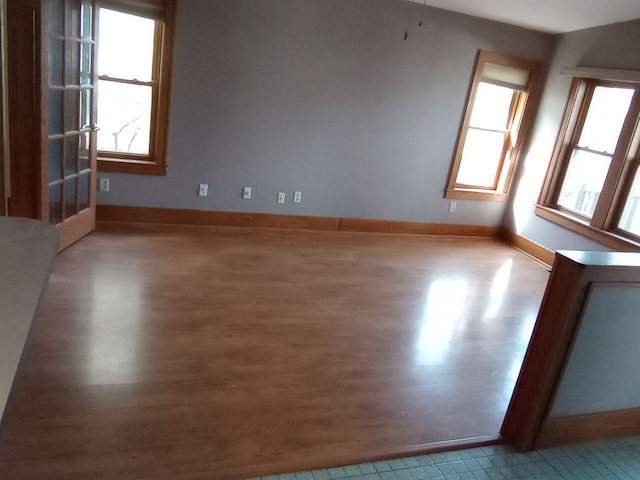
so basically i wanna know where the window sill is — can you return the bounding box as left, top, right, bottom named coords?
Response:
left=98, top=158, right=167, bottom=176
left=535, top=205, right=640, bottom=252
left=445, top=188, right=508, bottom=201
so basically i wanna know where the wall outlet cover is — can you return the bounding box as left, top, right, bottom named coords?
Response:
left=293, top=191, right=302, bottom=203
left=242, top=186, right=252, bottom=199
left=99, top=178, right=110, bottom=192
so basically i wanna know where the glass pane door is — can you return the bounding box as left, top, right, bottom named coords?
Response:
left=45, top=0, right=96, bottom=250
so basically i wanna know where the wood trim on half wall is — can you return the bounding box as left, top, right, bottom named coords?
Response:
left=536, top=408, right=640, bottom=448
left=96, top=205, right=501, bottom=237
left=502, top=251, right=640, bottom=451
left=501, top=252, right=587, bottom=451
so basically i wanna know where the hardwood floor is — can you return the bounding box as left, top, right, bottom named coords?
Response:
left=0, top=223, right=549, bottom=480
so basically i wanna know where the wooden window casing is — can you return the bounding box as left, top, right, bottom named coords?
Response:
left=537, top=75, right=640, bottom=251
left=96, top=0, right=174, bottom=175
left=445, top=51, right=542, bottom=201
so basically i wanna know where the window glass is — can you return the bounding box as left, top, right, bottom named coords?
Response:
left=457, top=129, right=505, bottom=187
left=97, top=81, right=152, bottom=154
left=98, top=8, right=155, bottom=81
left=618, top=168, right=640, bottom=236
left=578, top=86, right=633, bottom=154
left=469, top=82, right=514, bottom=130
left=557, top=150, right=611, bottom=218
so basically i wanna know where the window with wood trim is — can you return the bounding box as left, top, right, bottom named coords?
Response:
left=96, top=0, right=174, bottom=175
left=446, top=51, right=541, bottom=200
left=537, top=76, right=640, bottom=249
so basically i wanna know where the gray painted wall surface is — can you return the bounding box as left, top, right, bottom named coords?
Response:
left=97, top=0, right=553, bottom=225
left=504, top=20, right=640, bottom=252
left=551, top=283, right=640, bottom=416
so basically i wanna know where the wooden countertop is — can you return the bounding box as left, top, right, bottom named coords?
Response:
left=0, top=217, right=57, bottom=422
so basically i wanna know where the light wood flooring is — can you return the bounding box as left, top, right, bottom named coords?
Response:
left=0, top=223, right=550, bottom=480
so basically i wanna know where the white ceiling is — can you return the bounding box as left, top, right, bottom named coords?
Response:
left=409, top=0, right=640, bottom=34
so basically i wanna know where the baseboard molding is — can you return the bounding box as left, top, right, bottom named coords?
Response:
left=340, top=217, right=499, bottom=237
left=96, top=205, right=341, bottom=231
left=536, top=408, right=640, bottom=448
left=96, top=205, right=500, bottom=237
left=500, top=227, right=555, bottom=267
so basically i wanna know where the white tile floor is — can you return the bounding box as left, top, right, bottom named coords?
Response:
left=247, top=436, right=640, bottom=480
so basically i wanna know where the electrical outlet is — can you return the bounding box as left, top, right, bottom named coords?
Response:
left=277, top=192, right=286, bottom=204
left=293, top=191, right=302, bottom=204
left=242, top=186, right=252, bottom=199
left=99, top=177, right=110, bottom=192
left=449, top=201, right=457, bottom=213
left=198, top=184, right=208, bottom=197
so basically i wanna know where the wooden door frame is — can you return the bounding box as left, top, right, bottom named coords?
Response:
left=6, top=0, right=41, bottom=218
left=7, top=0, right=97, bottom=250
left=37, top=0, right=48, bottom=221
left=0, top=0, right=8, bottom=215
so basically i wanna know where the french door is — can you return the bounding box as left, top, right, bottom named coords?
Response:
left=42, top=0, right=97, bottom=251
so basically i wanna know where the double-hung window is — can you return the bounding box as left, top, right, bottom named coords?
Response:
left=96, top=0, right=174, bottom=175
left=537, top=73, right=640, bottom=248
left=446, top=51, right=542, bottom=200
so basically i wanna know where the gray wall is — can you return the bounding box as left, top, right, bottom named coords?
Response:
left=504, top=20, right=640, bottom=252
left=97, top=0, right=553, bottom=225
left=551, top=283, right=640, bottom=416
